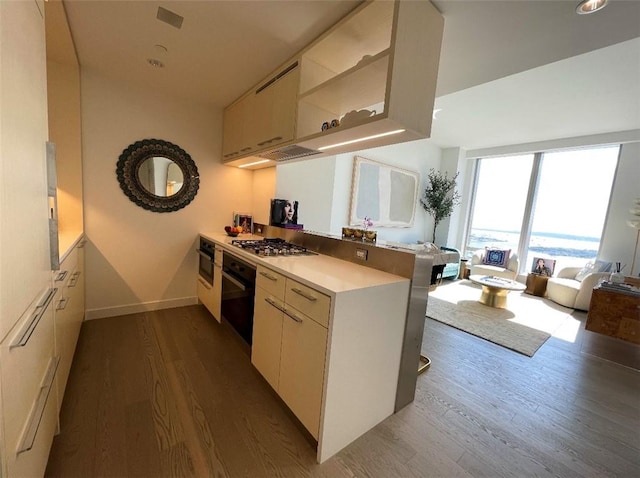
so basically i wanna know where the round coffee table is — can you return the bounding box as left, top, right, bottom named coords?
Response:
left=468, top=275, right=526, bottom=309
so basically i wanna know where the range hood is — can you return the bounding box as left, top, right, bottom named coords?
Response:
left=258, top=144, right=321, bottom=162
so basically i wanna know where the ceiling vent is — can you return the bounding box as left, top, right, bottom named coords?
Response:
left=258, top=145, right=322, bottom=162
left=156, top=7, right=184, bottom=29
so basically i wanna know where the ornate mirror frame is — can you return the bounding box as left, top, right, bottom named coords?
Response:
left=116, top=139, right=200, bottom=213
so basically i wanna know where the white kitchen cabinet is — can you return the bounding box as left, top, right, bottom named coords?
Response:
left=252, top=287, right=284, bottom=391
left=197, top=276, right=217, bottom=317
left=212, top=246, right=223, bottom=321
left=222, top=61, right=300, bottom=161
left=0, top=289, right=59, bottom=478
left=202, top=232, right=411, bottom=463
left=1, top=0, right=57, bottom=476
left=197, top=246, right=223, bottom=322
left=251, top=265, right=329, bottom=439
left=278, top=304, right=328, bottom=438
left=221, top=0, right=443, bottom=168
left=53, top=239, right=85, bottom=409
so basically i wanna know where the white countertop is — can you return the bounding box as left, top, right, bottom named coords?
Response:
left=200, top=232, right=409, bottom=296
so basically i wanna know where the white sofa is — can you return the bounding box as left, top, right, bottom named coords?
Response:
left=546, top=266, right=610, bottom=311
left=469, top=250, right=519, bottom=280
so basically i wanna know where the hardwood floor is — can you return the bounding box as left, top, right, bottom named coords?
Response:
left=46, top=304, right=640, bottom=477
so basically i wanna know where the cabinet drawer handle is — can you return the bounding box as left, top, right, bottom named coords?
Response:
left=259, top=271, right=278, bottom=282
left=284, top=308, right=303, bottom=323
left=10, top=288, right=57, bottom=349
left=69, top=271, right=81, bottom=287
left=198, top=277, right=212, bottom=290
left=291, top=288, right=317, bottom=302
left=54, top=270, right=68, bottom=282
left=56, top=297, right=69, bottom=311
left=265, top=297, right=286, bottom=314
left=17, top=356, right=59, bottom=455
left=240, top=147, right=252, bottom=152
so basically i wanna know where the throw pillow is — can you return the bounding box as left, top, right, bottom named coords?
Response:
left=575, top=260, right=612, bottom=282
left=482, top=248, right=511, bottom=268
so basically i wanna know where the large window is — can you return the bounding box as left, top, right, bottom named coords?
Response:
left=466, top=145, right=620, bottom=274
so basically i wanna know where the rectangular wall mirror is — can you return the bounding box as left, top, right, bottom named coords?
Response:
left=349, top=156, right=419, bottom=228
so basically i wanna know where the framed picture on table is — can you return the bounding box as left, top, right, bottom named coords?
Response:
left=233, top=212, right=253, bottom=234
left=531, top=257, right=556, bottom=277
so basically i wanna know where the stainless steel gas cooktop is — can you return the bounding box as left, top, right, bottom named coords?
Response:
left=230, top=238, right=316, bottom=257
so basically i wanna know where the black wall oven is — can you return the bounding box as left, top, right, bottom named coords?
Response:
left=221, top=251, right=256, bottom=345
left=197, top=237, right=215, bottom=285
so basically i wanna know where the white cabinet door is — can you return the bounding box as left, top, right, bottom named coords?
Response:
left=197, top=276, right=216, bottom=317
left=251, top=287, right=284, bottom=391
left=211, top=248, right=223, bottom=322
left=279, top=306, right=328, bottom=439
left=0, top=0, right=50, bottom=343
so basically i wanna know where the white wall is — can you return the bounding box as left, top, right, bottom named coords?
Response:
left=252, top=167, right=276, bottom=226
left=275, top=138, right=442, bottom=244
left=275, top=156, right=337, bottom=233
left=600, top=142, right=640, bottom=277
left=82, top=68, right=253, bottom=319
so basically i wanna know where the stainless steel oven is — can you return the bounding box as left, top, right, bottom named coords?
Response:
left=197, top=237, right=215, bottom=285
left=221, top=251, right=256, bottom=345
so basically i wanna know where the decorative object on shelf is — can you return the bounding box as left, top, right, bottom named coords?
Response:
left=350, top=156, right=419, bottom=228
left=341, top=226, right=376, bottom=242
left=321, top=118, right=340, bottom=131
left=420, top=169, right=461, bottom=243
left=609, top=262, right=626, bottom=283
left=116, top=138, right=199, bottom=213
left=340, top=109, right=376, bottom=127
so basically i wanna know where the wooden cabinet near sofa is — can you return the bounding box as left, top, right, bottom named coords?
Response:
left=586, top=285, right=640, bottom=344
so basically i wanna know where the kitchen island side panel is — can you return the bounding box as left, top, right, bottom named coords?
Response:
left=317, top=279, right=410, bottom=463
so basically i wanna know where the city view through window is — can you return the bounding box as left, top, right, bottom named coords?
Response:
left=466, top=146, right=620, bottom=274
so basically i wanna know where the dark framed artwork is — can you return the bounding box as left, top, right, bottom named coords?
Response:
left=270, top=199, right=298, bottom=226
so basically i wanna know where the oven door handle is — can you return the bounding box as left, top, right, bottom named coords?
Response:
left=197, top=249, right=214, bottom=261
left=221, top=270, right=249, bottom=291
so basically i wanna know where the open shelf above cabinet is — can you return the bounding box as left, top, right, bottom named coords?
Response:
left=298, top=49, right=389, bottom=115
left=221, top=0, right=443, bottom=169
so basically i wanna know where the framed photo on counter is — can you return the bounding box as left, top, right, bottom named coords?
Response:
left=233, top=212, right=253, bottom=234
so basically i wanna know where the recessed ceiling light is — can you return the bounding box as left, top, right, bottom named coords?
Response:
left=147, top=58, right=165, bottom=68
left=576, top=0, right=608, bottom=15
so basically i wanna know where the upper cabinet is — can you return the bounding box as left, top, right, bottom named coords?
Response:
left=45, top=0, right=84, bottom=256
left=222, top=0, right=444, bottom=169
left=222, top=62, right=300, bottom=161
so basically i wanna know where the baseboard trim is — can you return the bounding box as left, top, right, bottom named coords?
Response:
left=85, top=296, right=199, bottom=320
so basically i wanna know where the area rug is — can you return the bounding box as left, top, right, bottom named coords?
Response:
left=426, top=280, right=574, bottom=356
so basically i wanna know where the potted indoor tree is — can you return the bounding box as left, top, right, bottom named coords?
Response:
left=420, top=169, right=461, bottom=244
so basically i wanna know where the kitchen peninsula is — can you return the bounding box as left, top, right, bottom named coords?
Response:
left=199, top=231, right=415, bottom=463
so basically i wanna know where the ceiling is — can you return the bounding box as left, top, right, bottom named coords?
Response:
left=61, top=0, right=640, bottom=151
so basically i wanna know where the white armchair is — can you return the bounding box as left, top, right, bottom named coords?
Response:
left=546, top=266, right=610, bottom=311
left=469, top=250, right=519, bottom=280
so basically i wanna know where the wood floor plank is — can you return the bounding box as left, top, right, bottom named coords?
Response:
left=46, top=304, right=640, bottom=478
left=125, top=400, right=163, bottom=478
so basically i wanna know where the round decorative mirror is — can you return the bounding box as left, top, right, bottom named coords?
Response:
left=116, top=139, right=199, bottom=212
